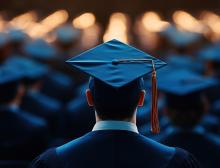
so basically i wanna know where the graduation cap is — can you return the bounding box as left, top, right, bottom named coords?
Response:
left=23, top=39, right=57, bottom=60
left=160, top=25, right=201, bottom=47
left=198, top=45, right=220, bottom=62
left=66, top=39, right=167, bottom=134
left=8, top=29, right=28, bottom=43
left=55, top=25, right=80, bottom=43
left=157, top=69, right=217, bottom=96
left=0, top=65, right=23, bottom=84
left=5, top=56, right=49, bottom=83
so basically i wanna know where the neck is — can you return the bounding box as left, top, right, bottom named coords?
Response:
left=95, top=113, right=136, bottom=124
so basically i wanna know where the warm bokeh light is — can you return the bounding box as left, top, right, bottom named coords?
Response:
left=80, top=23, right=101, bottom=49
left=9, top=11, right=37, bottom=30
left=173, top=10, right=205, bottom=33
left=72, top=13, right=96, bottom=29
left=26, top=22, right=49, bottom=38
left=135, top=19, right=160, bottom=50
left=200, top=11, right=220, bottom=41
left=41, top=10, right=69, bottom=29
left=142, top=12, right=170, bottom=32
left=0, top=15, right=6, bottom=31
left=103, top=12, right=129, bottom=43
left=26, top=10, right=69, bottom=39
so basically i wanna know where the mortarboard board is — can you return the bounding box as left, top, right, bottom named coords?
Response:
left=8, top=29, right=29, bottom=43
left=0, top=65, right=23, bottom=85
left=160, top=25, right=201, bottom=47
left=157, top=69, right=217, bottom=96
left=166, top=54, right=204, bottom=73
left=198, top=45, right=220, bottom=62
left=5, top=56, right=49, bottom=83
left=23, top=39, right=57, bottom=60
left=66, top=39, right=167, bottom=133
left=55, top=25, right=80, bottom=43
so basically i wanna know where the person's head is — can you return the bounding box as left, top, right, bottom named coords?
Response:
left=0, top=33, right=11, bottom=63
left=54, top=25, right=80, bottom=52
left=0, top=76, right=25, bottom=106
left=164, top=92, right=208, bottom=129
left=86, top=78, right=145, bottom=122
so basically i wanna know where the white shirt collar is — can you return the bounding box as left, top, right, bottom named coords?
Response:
left=92, top=120, right=139, bottom=133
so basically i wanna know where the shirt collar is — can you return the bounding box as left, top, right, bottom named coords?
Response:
left=92, top=120, right=139, bottom=133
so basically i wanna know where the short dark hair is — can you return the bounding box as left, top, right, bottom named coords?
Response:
left=166, top=92, right=205, bottom=128
left=0, top=81, right=19, bottom=104
left=89, top=78, right=144, bottom=120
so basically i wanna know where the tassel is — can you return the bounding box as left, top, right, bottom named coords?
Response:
left=151, top=62, right=160, bottom=134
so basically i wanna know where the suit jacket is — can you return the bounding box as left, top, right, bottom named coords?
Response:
left=30, top=130, right=200, bottom=168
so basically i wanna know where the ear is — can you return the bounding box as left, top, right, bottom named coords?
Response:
left=138, top=90, right=145, bottom=107
left=86, top=89, right=94, bottom=107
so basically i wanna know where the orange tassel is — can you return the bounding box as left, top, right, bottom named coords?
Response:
left=151, top=63, right=160, bottom=134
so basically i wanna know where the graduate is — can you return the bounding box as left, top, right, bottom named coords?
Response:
left=0, top=65, right=48, bottom=160
left=24, top=38, right=77, bottom=102
left=30, top=39, right=200, bottom=168
left=5, top=56, right=62, bottom=135
left=53, top=25, right=88, bottom=87
left=197, top=45, right=220, bottom=119
left=156, top=69, right=220, bottom=168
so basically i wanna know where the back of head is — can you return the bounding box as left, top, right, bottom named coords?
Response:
left=89, top=78, right=144, bottom=120
left=165, top=92, right=206, bottom=128
left=0, top=81, right=19, bottom=104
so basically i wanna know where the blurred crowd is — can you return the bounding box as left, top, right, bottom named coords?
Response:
left=0, top=9, right=220, bottom=167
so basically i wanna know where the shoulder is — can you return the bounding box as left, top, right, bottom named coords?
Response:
left=56, top=132, right=94, bottom=155
left=29, top=148, right=58, bottom=168
left=138, top=134, right=176, bottom=155
left=166, top=147, right=201, bottom=168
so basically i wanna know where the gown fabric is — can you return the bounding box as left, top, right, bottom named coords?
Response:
left=30, top=130, right=201, bottom=168
left=158, top=129, right=220, bottom=168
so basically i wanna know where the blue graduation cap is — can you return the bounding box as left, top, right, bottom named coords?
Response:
left=66, top=39, right=167, bottom=133
left=8, top=29, right=28, bottom=43
left=0, top=65, right=23, bottom=85
left=161, top=25, right=202, bottom=47
left=198, top=45, right=220, bottom=62
left=55, top=25, right=80, bottom=43
left=157, top=69, right=217, bottom=96
left=5, top=56, right=49, bottom=82
left=23, top=39, right=57, bottom=60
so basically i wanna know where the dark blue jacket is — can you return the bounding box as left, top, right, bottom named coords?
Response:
left=30, top=130, right=200, bottom=168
